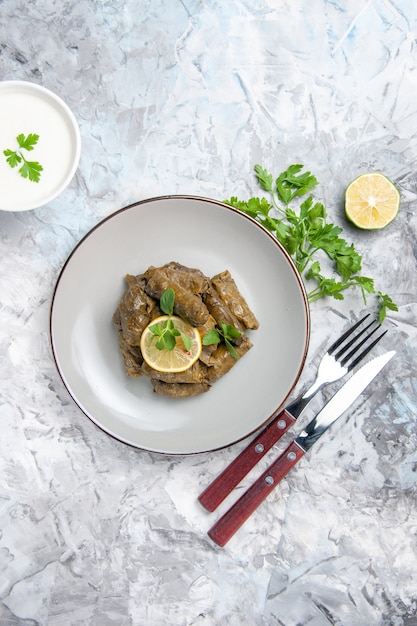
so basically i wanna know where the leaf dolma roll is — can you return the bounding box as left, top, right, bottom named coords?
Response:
left=141, top=360, right=209, bottom=384
left=144, top=263, right=210, bottom=326
left=211, top=270, right=259, bottom=330
left=203, top=285, right=245, bottom=336
left=206, top=336, right=253, bottom=383
left=115, top=274, right=159, bottom=347
left=151, top=380, right=211, bottom=398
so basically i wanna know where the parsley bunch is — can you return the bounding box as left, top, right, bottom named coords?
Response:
left=3, top=133, right=43, bottom=183
left=226, top=164, right=397, bottom=322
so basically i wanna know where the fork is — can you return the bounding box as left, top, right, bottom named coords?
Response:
left=198, top=314, right=387, bottom=512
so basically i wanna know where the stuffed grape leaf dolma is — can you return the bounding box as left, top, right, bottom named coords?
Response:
left=206, top=336, right=253, bottom=383
left=144, top=262, right=210, bottom=326
left=211, top=270, right=259, bottom=330
left=113, top=329, right=143, bottom=377
left=113, top=274, right=160, bottom=376
left=141, top=359, right=209, bottom=384
left=203, top=284, right=245, bottom=339
left=151, top=380, right=211, bottom=398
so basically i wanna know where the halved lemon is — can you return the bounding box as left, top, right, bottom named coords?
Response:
left=140, top=315, right=202, bottom=373
left=345, top=172, right=400, bottom=230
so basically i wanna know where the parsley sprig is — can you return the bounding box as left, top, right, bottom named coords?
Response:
left=3, top=133, right=43, bottom=183
left=203, top=324, right=242, bottom=360
left=148, top=289, right=192, bottom=352
left=226, top=164, right=398, bottom=322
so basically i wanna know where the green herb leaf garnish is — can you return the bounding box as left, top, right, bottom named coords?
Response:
left=3, top=133, right=43, bottom=183
left=160, top=288, right=175, bottom=316
left=203, top=323, right=242, bottom=359
left=148, top=289, right=192, bottom=352
left=225, top=163, right=398, bottom=322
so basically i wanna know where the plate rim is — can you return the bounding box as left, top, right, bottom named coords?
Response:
left=49, top=195, right=311, bottom=455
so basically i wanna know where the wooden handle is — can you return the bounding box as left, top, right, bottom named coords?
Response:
left=207, top=440, right=305, bottom=547
left=198, top=409, right=296, bottom=512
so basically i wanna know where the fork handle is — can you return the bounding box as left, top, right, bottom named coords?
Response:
left=207, top=440, right=305, bottom=547
left=198, top=409, right=297, bottom=512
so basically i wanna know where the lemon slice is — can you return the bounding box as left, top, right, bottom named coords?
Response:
left=345, top=172, right=400, bottom=230
left=140, top=315, right=202, bottom=373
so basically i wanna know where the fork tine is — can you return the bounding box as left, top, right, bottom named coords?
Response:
left=328, top=314, right=388, bottom=371
left=334, top=318, right=380, bottom=361
left=343, top=329, right=388, bottom=371
left=327, top=314, right=370, bottom=354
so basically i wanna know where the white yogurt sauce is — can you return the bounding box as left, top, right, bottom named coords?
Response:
left=0, top=83, right=80, bottom=211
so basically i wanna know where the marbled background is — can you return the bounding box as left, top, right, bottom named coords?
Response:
left=1, top=1, right=417, bottom=625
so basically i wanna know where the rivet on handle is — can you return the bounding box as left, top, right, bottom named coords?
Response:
left=255, top=444, right=264, bottom=453
left=264, top=476, right=274, bottom=485
left=287, top=451, right=297, bottom=461
left=277, top=420, right=287, bottom=429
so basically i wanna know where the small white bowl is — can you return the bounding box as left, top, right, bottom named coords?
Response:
left=0, top=81, right=81, bottom=211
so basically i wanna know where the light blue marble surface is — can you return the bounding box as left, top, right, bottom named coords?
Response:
left=1, top=1, right=417, bottom=624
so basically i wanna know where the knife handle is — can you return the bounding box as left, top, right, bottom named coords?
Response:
left=207, top=440, right=305, bottom=547
left=198, top=409, right=297, bottom=512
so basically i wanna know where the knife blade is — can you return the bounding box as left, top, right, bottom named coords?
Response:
left=207, top=350, right=395, bottom=547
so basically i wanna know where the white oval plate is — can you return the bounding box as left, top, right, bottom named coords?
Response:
left=50, top=196, right=310, bottom=455
left=0, top=81, right=81, bottom=211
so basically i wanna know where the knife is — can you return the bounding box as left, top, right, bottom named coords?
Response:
left=198, top=320, right=386, bottom=513
left=207, top=350, right=395, bottom=547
